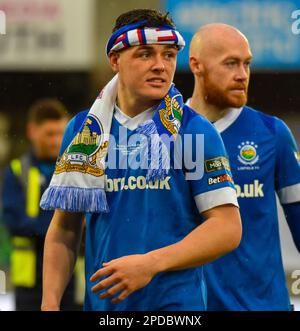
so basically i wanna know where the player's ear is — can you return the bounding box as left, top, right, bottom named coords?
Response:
left=109, top=51, right=120, bottom=73
left=189, top=56, right=204, bottom=76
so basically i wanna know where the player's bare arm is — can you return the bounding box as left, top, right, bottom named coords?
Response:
left=41, top=210, right=84, bottom=311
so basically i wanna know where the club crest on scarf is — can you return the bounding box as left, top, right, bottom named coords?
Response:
left=159, top=94, right=183, bottom=136
left=55, top=115, right=108, bottom=177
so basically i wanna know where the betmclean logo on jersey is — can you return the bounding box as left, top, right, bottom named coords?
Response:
left=105, top=175, right=171, bottom=192
left=235, top=180, right=264, bottom=198
left=208, top=174, right=233, bottom=186
left=205, top=156, right=231, bottom=173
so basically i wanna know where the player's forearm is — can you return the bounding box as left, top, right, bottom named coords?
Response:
left=146, top=210, right=241, bottom=274
left=42, top=233, right=76, bottom=310
left=41, top=211, right=83, bottom=310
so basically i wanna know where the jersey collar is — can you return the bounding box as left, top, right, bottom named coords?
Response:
left=114, top=104, right=156, bottom=131
left=213, top=107, right=243, bottom=133
left=185, top=98, right=243, bottom=133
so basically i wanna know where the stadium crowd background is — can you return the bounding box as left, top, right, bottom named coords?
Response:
left=0, top=0, right=299, bottom=310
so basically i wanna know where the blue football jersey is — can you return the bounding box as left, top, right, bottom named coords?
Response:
left=204, top=106, right=300, bottom=311
left=59, top=105, right=238, bottom=311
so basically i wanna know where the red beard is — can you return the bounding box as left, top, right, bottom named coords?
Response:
left=203, top=74, right=248, bottom=109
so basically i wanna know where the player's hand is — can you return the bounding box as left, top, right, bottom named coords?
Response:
left=90, top=254, right=158, bottom=304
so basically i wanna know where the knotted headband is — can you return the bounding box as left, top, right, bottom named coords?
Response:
left=106, top=21, right=185, bottom=55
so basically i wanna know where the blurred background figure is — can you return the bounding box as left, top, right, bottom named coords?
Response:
left=1, top=99, right=82, bottom=311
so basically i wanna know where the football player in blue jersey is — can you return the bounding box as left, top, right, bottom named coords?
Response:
left=40, top=10, right=242, bottom=311
left=188, top=23, right=300, bottom=310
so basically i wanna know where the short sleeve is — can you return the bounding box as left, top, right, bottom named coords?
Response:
left=183, top=115, right=238, bottom=213
left=275, top=118, right=300, bottom=204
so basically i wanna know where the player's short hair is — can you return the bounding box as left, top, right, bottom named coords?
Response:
left=27, top=98, right=70, bottom=124
left=112, top=8, right=175, bottom=32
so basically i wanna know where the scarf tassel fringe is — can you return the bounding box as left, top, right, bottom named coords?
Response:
left=40, top=186, right=109, bottom=213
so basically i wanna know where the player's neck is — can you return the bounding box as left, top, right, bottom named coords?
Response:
left=189, top=93, right=231, bottom=123
left=117, top=89, right=157, bottom=118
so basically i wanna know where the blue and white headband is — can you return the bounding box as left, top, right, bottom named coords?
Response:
left=106, top=21, right=185, bottom=55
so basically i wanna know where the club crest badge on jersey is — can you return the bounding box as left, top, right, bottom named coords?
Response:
left=159, top=94, right=183, bottom=135
left=55, top=115, right=108, bottom=177
left=237, top=141, right=260, bottom=170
